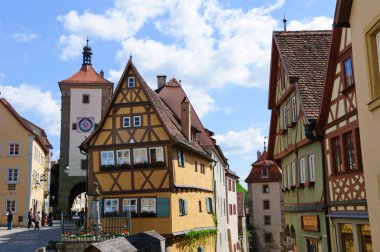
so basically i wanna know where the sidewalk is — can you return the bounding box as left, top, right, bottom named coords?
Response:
left=0, top=220, right=61, bottom=252
left=0, top=220, right=60, bottom=237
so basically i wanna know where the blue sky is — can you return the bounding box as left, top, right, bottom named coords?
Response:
left=0, top=0, right=335, bottom=185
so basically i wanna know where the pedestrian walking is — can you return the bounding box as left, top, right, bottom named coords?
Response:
left=48, top=208, right=53, bottom=227
left=28, top=208, right=33, bottom=229
left=34, top=211, right=41, bottom=230
left=6, top=209, right=13, bottom=230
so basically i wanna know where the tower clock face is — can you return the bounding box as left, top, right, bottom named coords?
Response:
left=77, top=117, right=94, bottom=132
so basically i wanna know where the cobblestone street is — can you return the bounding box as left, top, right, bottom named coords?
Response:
left=0, top=221, right=60, bottom=252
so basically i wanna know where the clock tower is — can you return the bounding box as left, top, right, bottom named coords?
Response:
left=57, top=41, right=113, bottom=211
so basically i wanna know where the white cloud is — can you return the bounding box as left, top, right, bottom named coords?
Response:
left=0, top=84, right=60, bottom=137
left=11, top=32, right=38, bottom=42
left=214, top=127, right=266, bottom=155
left=287, top=16, right=333, bottom=30
left=57, top=0, right=333, bottom=116
left=58, top=34, right=84, bottom=61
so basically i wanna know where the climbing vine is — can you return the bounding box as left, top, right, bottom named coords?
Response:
left=182, top=228, right=218, bottom=249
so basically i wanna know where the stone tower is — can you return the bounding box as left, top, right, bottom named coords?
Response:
left=57, top=41, right=113, bottom=211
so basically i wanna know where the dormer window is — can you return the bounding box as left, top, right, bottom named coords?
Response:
left=128, top=77, right=135, bottom=88
left=291, top=96, right=297, bottom=123
left=343, top=57, right=355, bottom=87
left=282, top=105, right=288, bottom=130
left=262, top=166, right=268, bottom=178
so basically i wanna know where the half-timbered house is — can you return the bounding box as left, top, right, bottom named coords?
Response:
left=267, top=30, right=331, bottom=252
left=156, top=77, right=237, bottom=251
left=81, top=60, right=215, bottom=251
left=316, top=8, right=372, bottom=251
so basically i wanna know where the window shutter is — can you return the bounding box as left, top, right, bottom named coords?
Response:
left=209, top=198, right=213, bottom=213
left=178, top=150, right=181, bottom=166
left=184, top=200, right=188, bottom=215
left=156, top=197, right=170, bottom=217
left=206, top=198, right=210, bottom=213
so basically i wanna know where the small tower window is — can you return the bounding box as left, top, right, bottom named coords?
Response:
left=82, top=94, right=90, bottom=104
left=128, top=77, right=135, bottom=88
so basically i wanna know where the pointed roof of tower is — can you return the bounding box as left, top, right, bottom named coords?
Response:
left=245, top=150, right=282, bottom=183
left=59, top=41, right=112, bottom=89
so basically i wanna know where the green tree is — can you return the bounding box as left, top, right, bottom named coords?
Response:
left=236, top=182, right=249, bottom=206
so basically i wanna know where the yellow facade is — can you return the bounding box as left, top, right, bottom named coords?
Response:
left=0, top=99, right=51, bottom=226
left=82, top=60, right=215, bottom=251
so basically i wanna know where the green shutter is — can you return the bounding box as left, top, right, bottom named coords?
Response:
left=205, top=197, right=210, bottom=213
left=156, top=197, right=170, bottom=217
left=184, top=200, right=188, bottom=215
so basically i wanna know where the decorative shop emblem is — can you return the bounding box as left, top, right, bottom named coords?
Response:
left=77, top=117, right=94, bottom=133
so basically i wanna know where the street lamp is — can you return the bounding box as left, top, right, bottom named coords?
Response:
left=64, top=166, right=70, bottom=174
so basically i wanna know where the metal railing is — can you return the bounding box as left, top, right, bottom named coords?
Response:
left=60, top=212, right=131, bottom=243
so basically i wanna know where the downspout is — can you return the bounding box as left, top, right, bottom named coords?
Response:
left=304, top=120, right=331, bottom=252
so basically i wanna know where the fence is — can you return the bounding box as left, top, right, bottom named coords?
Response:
left=60, top=212, right=131, bottom=243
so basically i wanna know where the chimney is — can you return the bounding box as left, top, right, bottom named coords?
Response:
left=181, top=97, right=191, bottom=140
left=157, top=75, right=167, bottom=89
left=100, top=69, right=104, bottom=78
left=257, top=150, right=262, bottom=160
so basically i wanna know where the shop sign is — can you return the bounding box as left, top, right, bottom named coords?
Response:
left=301, top=215, right=319, bottom=232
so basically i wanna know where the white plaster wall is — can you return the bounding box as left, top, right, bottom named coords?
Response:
left=249, top=181, right=282, bottom=251
left=227, top=177, right=239, bottom=251
left=69, top=88, right=102, bottom=176
left=212, top=152, right=229, bottom=252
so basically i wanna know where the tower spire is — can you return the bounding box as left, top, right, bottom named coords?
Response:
left=283, top=14, right=287, bottom=31
left=82, top=38, right=92, bottom=65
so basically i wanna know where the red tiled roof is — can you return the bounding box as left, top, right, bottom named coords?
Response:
left=81, top=60, right=212, bottom=160
left=157, top=78, right=215, bottom=148
left=59, top=65, right=112, bottom=85
left=274, top=30, right=331, bottom=119
left=245, top=150, right=282, bottom=183
left=0, top=98, right=52, bottom=152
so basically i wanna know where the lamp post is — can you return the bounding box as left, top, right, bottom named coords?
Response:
left=90, top=182, right=102, bottom=241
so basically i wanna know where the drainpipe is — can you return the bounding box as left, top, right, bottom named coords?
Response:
left=304, top=120, right=331, bottom=252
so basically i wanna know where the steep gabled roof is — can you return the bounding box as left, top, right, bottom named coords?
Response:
left=59, top=65, right=113, bottom=88
left=316, top=27, right=343, bottom=131
left=157, top=78, right=215, bottom=148
left=0, top=98, right=52, bottom=152
left=245, top=150, right=282, bottom=183
left=81, top=60, right=211, bottom=160
left=271, top=30, right=332, bottom=119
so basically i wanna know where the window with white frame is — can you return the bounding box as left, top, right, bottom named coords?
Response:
left=291, top=162, right=296, bottom=186
left=309, top=154, right=315, bottom=182
left=104, top=199, right=119, bottom=214
left=287, top=165, right=291, bottom=188
left=133, top=116, right=142, bottom=127
left=178, top=149, right=185, bottom=167
left=8, top=169, right=18, bottom=183
left=122, top=117, right=131, bottom=128
left=291, top=96, right=297, bottom=122
left=149, top=147, right=164, bottom=164
left=8, top=144, right=20, bottom=156
left=101, top=151, right=115, bottom=166
left=127, top=77, right=135, bottom=88
left=141, top=198, right=156, bottom=214
left=133, top=148, right=148, bottom=164
left=282, top=105, right=287, bottom=130
left=6, top=199, right=16, bottom=212
left=117, top=150, right=130, bottom=165
left=122, top=198, right=137, bottom=214
left=300, top=158, right=306, bottom=184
